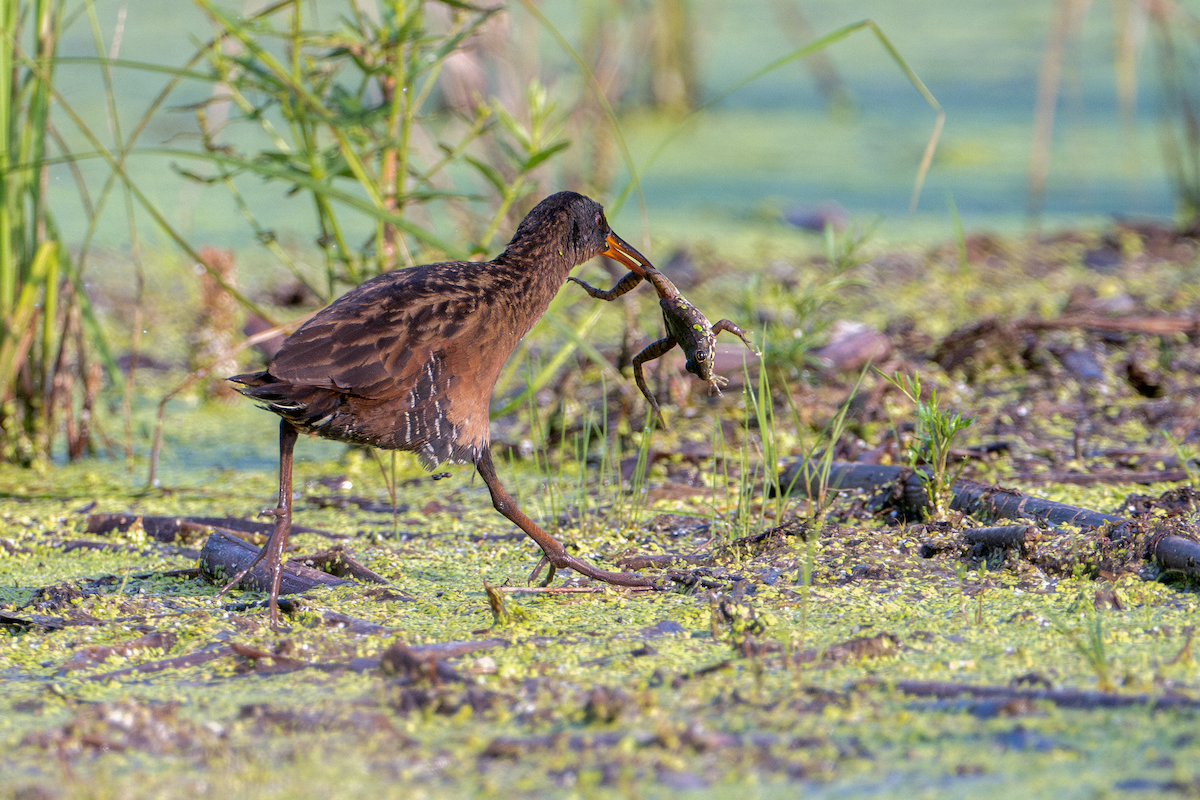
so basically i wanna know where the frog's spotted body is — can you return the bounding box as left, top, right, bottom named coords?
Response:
left=569, top=266, right=758, bottom=424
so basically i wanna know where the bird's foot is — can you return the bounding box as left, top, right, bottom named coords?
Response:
left=528, top=556, right=557, bottom=587
left=553, top=553, right=664, bottom=590
left=214, top=511, right=291, bottom=627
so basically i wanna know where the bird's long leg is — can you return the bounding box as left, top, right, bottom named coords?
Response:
left=474, top=448, right=660, bottom=589
left=632, top=337, right=677, bottom=428
left=567, top=270, right=643, bottom=301
left=712, top=319, right=759, bottom=354
left=217, top=419, right=298, bottom=626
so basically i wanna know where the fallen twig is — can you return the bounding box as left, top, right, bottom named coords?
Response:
left=614, top=553, right=708, bottom=570
left=290, top=545, right=391, bottom=585
left=493, top=586, right=607, bottom=594
left=885, top=679, right=1200, bottom=711
left=1024, top=469, right=1191, bottom=487
left=87, top=645, right=235, bottom=682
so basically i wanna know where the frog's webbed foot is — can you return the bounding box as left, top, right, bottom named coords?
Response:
left=712, top=319, right=760, bottom=356
left=632, top=337, right=676, bottom=428
left=568, top=271, right=644, bottom=302
left=706, top=374, right=729, bottom=396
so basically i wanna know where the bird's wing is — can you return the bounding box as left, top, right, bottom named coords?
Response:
left=267, top=264, right=485, bottom=399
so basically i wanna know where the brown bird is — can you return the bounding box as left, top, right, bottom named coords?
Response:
left=224, top=192, right=660, bottom=624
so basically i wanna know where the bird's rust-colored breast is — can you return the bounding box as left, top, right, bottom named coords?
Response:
left=244, top=256, right=567, bottom=467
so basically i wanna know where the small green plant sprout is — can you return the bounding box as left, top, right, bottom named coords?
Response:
left=570, top=265, right=758, bottom=427
left=710, top=591, right=775, bottom=655
left=884, top=370, right=974, bottom=521
left=1050, top=589, right=1115, bottom=692
left=484, top=583, right=530, bottom=628
left=1162, top=430, right=1199, bottom=484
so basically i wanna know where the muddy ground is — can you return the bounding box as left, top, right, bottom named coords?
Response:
left=2, top=222, right=1200, bottom=799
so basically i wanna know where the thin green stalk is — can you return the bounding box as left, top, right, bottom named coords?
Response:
left=0, top=242, right=55, bottom=389
left=515, top=0, right=649, bottom=227
left=1049, top=591, right=1115, bottom=692
left=574, top=408, right=594, bottom=535
left=626, top=408, right=656, bottom=530
left=947, top=191, right=969, bottom=276
left=0, top=0, right=16, bottom=316
left=24, top=0, right=57, bottom=261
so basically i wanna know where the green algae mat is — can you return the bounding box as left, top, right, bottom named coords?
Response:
left=1, top=450, right=1198, bottom=800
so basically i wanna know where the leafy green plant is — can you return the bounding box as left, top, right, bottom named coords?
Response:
left=1050, top=589, right=1115, bottom=692
left=884, top=370, right=974, bottom=521
left=178, top=0, right=574, bottom=298
left=1162, top=429, right=1199, bottom=484
left=1, top=0, right=118, bottom=465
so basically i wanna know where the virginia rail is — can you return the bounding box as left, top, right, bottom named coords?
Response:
left=225, top=192, right=659, bottom=623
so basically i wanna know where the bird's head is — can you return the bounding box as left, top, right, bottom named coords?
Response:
left=511, top=191, right=653, bottom=276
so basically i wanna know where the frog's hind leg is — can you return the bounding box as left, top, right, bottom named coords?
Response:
left=632, top=337, right=677, bottom=428
left=567, top=271, right=644, bottom=301
left=712, top=320, right=759, bottom=355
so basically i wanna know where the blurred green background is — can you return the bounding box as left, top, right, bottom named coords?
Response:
left=44, top=0, right=1176, bottom=250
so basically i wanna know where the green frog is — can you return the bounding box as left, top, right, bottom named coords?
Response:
left=568, top=266, right=758, bottom=424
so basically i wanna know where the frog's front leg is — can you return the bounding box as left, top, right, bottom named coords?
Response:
left=632, top=337, right=677, bottom=427
left=712, top=319, right=760, bottom=356
left=567, top=270, right=644, bottom=301
left=706, top=373, right=730, bottom=396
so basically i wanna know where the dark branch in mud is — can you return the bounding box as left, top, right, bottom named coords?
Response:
left=199, top=530, right=353, bottom=595
left=961, top=525, right=1040, bottom=554
left=1149, top=534, right=1200, bottom=578
left=886, top=679, right=1200, bottom=711
left=85, top=513, right=347, bottom=543
left=779, top=461, right=1132, bottom=536
left=288, top=545, right=392, bottom=585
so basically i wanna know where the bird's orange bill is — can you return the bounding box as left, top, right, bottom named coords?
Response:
left=601, top=233, right=653, bottom=276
